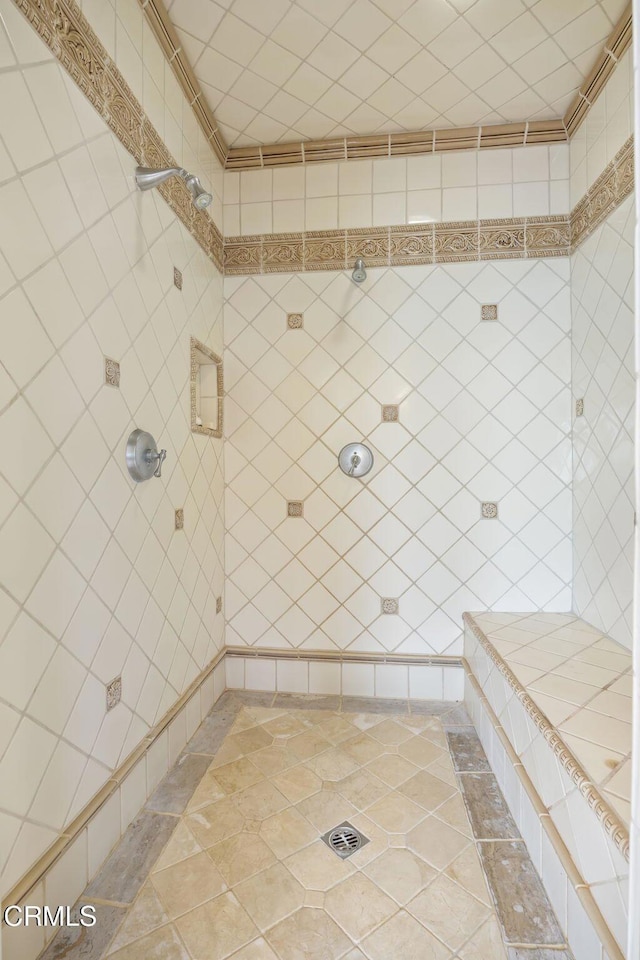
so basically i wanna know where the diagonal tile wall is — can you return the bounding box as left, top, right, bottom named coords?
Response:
left=0, top=1, right=225, bottom=898
left=224, top=260, right=573, bottom=658
left=571, top=193, right=635, bottom=649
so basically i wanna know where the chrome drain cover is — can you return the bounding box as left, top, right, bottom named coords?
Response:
left=321, top=822, right=369, bottom=859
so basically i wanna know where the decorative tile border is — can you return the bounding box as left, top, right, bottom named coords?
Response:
left=13, top=0, right=223, bottom=272
left=570, top=135, right=634, bottom=250
left=463, top=613, right=630, bottom=861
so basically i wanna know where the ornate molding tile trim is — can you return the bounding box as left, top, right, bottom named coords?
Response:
left=570, top=136, right=634, bottom=250
left=463, top=613, right=630, bottom=861
left=224, top=215, right=571, bottom=275
left=12, top=0, right=223, bottom=272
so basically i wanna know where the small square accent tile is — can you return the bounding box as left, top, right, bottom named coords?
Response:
left=481, top=502, right=498, bottom=519
left=381, top=598, right=399, bottom=615
left=287, top=313, right=303, bottom=329
left=106, top=676, right=121, bottom=711
left=174, top=266, right=183, bottom=290
left=576, top=398, right=584, bottom=417
left=481, top=304, right=498, bottom=321
left=175, top=508, right=184, bottom=530
left=287, top=500, right=304, bottom=517
left=216, top=596, right=223, bottom=614
left=381, top=404, right=399, bottom=422
left=105, top=357, right=120, bottom=387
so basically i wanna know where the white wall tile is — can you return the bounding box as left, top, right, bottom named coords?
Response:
left=309, top=661, right=341, bottom=694
left=276, top=659, right=309, bottom=693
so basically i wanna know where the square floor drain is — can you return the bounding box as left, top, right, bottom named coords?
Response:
left=321, top=822, right=370, bottom=859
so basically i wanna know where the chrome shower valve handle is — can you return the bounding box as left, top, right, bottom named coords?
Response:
left=145, top=447, right=166, bottom=478
left=126, top=429, right=167, bottom=482
left=348, top=453, right=361, bottom=475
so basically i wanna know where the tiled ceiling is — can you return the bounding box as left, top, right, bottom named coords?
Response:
left=166, top=0, right=628, bottom=147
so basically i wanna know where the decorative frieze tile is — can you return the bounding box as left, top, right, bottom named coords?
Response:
left=105, top=358, right=120, bottom=387
left=570, top=135, right=634, bottom=251
left=347, top=228, right=389, bottom=268
left=525, top=217, right=571, bottom=259
left=478, top=220, right=525, bottom=260
left=175, top=508, right=184, bottom=530
left=388, top=225, right=434, bottom=267
left=287, top=501, right=304, bottom=518
left=287, top=313, right=303, bottom=330
left=381, top=598, right=399, bottom=615
left=303, top=231, right=346, bottom=272
left=173, top=266, right=183, bottom=290
left=433, top=221, right=479, bottom=263
left=262, top=233, right=304, bottom=273
left=224, top=236, right=262, bottom=275
left=216, top=597, right=223, bottom=614
left=106, top=677, right=122, bottom=711
left=576, top=399, right=585, bottom=417
left=381, top=405, right=399, bottom=422
left=481, top=305, right=498, bottom=322
left=481, top=502, right=499, bottom=519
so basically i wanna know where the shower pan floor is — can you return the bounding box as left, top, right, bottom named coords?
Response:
left=41, top=692, right=573, bottom=960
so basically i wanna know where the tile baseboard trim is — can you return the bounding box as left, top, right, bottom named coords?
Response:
left=463, top=613, right=629, bottom=861
left=224, top=646, right=462, bottom=666
left=464, top=668, right=625, bottom=960
left=1, top=646, right=227, bottom=914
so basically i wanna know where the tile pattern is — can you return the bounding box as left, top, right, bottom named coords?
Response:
left=575, top=398, right=584, bottom=417
left=572, top=192, right=634, bottom=648
left=175, top=508, right=184, bottom=531
left=106, top=676, right=122, bottom=711
left=0, top=0, right=225, bottom=899
left=286, top=312, right=303, bottom=329
left=381, top=404, right=399, bottom=422
left=465, top=612, right=631, bottom=850
left=41, top=691, right=570, bottom=960
left=163, top=0, right=627, bottom=147
left=481, top=304, right=498, bottom=321
left=481, top=502, right=498, bottom=519
left=173, top=267, right=183, bottom=291
left=381, top=598, right=399, bottom=615
left=286, top=501, right=304, bottom=518
left=224, top=262, right=572, bottom=658
left=190, top=337, right=224, bottom=439
left=105, top=358, right=121, bottom=387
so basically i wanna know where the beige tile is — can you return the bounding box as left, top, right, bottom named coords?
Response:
left=272, top=763, right=322, bottom=802
left=107, top=883, right=168, bottom=953
left=529, top=693, right=576, bottom=726
left=398, top=736, right=444, bottom=768
left=235, top=781, right=289, bottom=819
left=151, top=852, right=227, bottom=919
left=587, top=689, right=632, bottom=721
left=284, top=840, right=355, bottom=890
left=307, top=745, right=363, bottom=780
left=341, top=732, right=389, bottom=766
left=458, top=917, right=507, bottom=959
left=107, top=923, right=188, bottom=959
left=407, top=816, right=469, bottom=869
left=250, top=744, right=298, bottom=777
left=364, top=848, right=436, bottom=905
left=227, top=727, right=274, bottom=755
left=443, top=846, right=491, bottom=904
left=263, top=714, right=310, bottom=739
left=399, top=770, right=456, bottom=812
left=369, top=718, right=414, bottom=745
left=434, top=794, right=473, bottom=837
left=210, top=740, right=244, bottom=768
left=287, top=729, right=332, bottom=760
left=234, top=863, right=305, bottom=931
left=213, top=756, right=264, bottom=794
left=296, top=790, right=358, bottom=832
left=334, top=768, right=390, bottom=810
left=266, top=907, right=351, bottom=960
left=187, top=797, right=245, bottom=848
left=408, top=874, right=489, bottom=949
left=176, top=893, right=258, bottom=960
left=186, top=768, right=227, bottom=811
left=366, top=792, right=427, bottom=833
left=260, top=807, right=318, bottom=859
left=325, top=874, right=397, bottom=940
left=365, top=753, right=420, bottom=787
left=560, top=710, right=632, bottom=754
left=316, top=715, right=359, bottom=744
left=604, top=757, right=632, bottom=799
left=554, top=660, right=619, bottom=688
left=152, top=822, right=202, bottom=872
left=528, top=673, right=599, bottom=706
left=208, top=832, right=277, bottom=886
left=362, top=910, right=449, bottom=960
left=228, top=938, right=279, bottom=960
left=561, top=734, right=626, bottom=785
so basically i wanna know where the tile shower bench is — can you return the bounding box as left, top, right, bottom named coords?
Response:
left=463, top=612, right=631, bottom=960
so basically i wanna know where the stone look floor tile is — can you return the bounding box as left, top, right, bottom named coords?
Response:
left=362, top=910, right=450, bottom=960
left=284, top=840, right=355, bottom=890
left=227, top=938, right=279, bottom=959
left=407, top=815, right=470, bottom=869
left=296, top=789, right=358, bottom=832
left=446, top=728, right=492, bottom=772
left=207, top=832, right=277, bottom=886
left=272, top=763, right=323, bottom=802
left=365, top=752, right=419, bottom=787
left=235, top=780, right=289, bottom=819
left=366, top=791, right=428, bottom=833
left=459, top=918, right=507, bottom=959
left=407, top=873, right=490, bottom=949
left=266, top=907, right=352, bottom=960
left=107, top=923, right=189, bottom=959
left=212, top=756, right=265, bottom=795
left=234, top=862, right=306, bottom=931
left=187, top=796, right=245, bottom=847
left=399, top=769, right=457, bottom=811
left=175, top=892, right=258, bottom=960
left=478, top=841, right=565, bottom=945
left=106, top=884, right=168, bottom=953
left=324, top=874, right=397, bottom=940
left=506, top=950, right=574, bottom=960
left=39, top=904, right=126, bottom=960
left=333, top=768, right=390, bottom=809
left=151, top=851, right=227, bottom=919
left=398, top=735, right=444, bottom=768
left=259, top=807, right=318, bottom=859
left=363, top=848, right=437, bottom=905
left=342, top=697, right=409, bottom=714
left=147, top=754, right=214, bottom=815
left=458, top=771, right=520, bottom=840
left=443, top=845, right=491, bottom=905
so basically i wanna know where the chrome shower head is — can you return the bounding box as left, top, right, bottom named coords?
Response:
left=134, top=166, right=213, bottom=210
left=351, top=257, right=366, bottom=283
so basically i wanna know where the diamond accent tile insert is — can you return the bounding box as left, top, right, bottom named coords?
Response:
left=174, top=266, right=183, bottom=290
left=575, top=398, right=584, bottom=417
left=481, top=503, right=498, bottom=519
left=481, top=305, right=498, bottom=322
left=381, top=598, right=399, bottom=615
left=288, top=501, right=304, bottom=518
left=381, top=404, right=399, bottom=423
left=288, top=313, right=303, bottom=330
left=104, top=357, right=120, bottom=387
left=106, top=676, right=121, bottom=711
left=216, top=596, right=223, bottom=614
left=175, top=508, right=184, bottom=530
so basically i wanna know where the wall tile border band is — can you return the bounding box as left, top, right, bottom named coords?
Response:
left=570, top=135, right=634, bottom=249
left=12, top=0, right=223, bottom=272
left=224, top=646, right=463, bottom=667
left=463, top=613, right=630, bottom=861
left=465, top=668, right=625, bottom=960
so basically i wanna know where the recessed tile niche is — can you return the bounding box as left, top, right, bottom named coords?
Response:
left=191, top=337, right=223, bottom=438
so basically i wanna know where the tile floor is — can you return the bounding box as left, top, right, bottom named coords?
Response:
left=469, top=612, right=632, bottom=824
left=41, top=692, right=572, bottom=960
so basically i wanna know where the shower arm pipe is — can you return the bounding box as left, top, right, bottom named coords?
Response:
left=135, top=166, right=189, bottom=191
